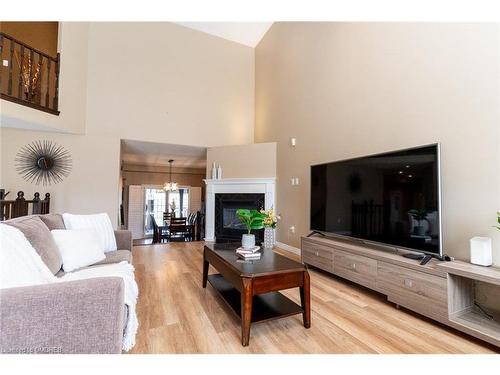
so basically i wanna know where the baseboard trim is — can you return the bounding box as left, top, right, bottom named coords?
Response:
left=275, top=241, right=301, bottom=256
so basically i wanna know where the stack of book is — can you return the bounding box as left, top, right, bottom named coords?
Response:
left=235, top=246, right=261, bottom=260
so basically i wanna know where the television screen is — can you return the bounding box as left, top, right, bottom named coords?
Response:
left=310, top=144, right=442, bottom=255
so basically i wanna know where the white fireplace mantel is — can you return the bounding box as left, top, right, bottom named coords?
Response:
left=203, top=178, right=276, bottom=242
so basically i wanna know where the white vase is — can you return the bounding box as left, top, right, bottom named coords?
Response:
left=242, top=234, right=255, bottom=249
left=263, top=227, right=275, bottom=249
left=211, top=162, right=217, bottom=179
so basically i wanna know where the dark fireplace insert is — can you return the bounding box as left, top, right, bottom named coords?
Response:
left=214, top=193, right=265, bottom=243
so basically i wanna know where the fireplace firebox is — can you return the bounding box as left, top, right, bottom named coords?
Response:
left=214, top=193, right=265, bottom=243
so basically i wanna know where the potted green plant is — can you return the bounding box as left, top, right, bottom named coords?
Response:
left=236, top=209, right=266, bottom=249
left=495, top=212, right=500, bottom=231
left=408, top=208, right=428, bottom=236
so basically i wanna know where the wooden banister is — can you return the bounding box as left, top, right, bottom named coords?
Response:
left=0, top=32, right=60, bottom=115
left=0, top=191, right=51, bottom=221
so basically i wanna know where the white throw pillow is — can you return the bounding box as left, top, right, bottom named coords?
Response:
left=0, top=224, right=56, bottom=289
left=51, top=229, right=106, bottom=272
left=62, top=213, right=117, bottom=253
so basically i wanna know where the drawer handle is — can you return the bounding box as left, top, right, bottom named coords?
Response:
left=403, top=279, right=413, bottom=288
left=315, top=251, right=319, bottom=256
left=350, top=263, right=356, bottom=270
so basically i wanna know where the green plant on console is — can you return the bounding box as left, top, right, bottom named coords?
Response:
left=495, top=212, right=500, bottom=231
left=236, top=209, right=266, bottom=235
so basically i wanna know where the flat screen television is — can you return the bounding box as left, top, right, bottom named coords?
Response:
left=310, top=144, right=442, bottom=256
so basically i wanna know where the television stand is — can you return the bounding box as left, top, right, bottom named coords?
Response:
left=301, top=234, right=500, bottom=348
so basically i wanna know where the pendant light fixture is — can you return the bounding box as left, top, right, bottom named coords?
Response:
left=163, top=159, right=178, bottom=192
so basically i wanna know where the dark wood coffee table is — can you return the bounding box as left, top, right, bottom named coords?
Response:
left=202, top=242, right=311, bottom=346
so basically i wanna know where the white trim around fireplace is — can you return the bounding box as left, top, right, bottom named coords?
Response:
left=203, top=178, right=276, bottom=242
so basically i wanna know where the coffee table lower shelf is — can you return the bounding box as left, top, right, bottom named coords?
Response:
left=207, top=274, right=303, bottom=323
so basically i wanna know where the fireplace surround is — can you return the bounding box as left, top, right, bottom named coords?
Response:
left=204, top=178, right=276, bottom=242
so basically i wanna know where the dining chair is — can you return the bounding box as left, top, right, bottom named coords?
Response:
left=150, top=214, right=169, bottom=243
left=168, top=217, right=190, bottom=241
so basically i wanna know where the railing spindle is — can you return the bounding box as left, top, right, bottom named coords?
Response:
left=28, top=49, right=34, bottom=102
left=0, top=191, right=51, bottom=220
left=18, top=44, right=24, bottom=99
left=8, top=39, right=14, bottom=95
left=43, top=193, right=50, bottom=214
left=38, top=54, right=44, bottom=106
left=53, top=52, right=60, bottom=111
left=12, top=191, right=28, bottom=218
left=32, top=192, right=41, bottom=214
left=45, top=57, right=51, bottom=108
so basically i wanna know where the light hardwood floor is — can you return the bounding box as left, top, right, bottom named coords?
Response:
left=129, top=241, right=498, bottom=354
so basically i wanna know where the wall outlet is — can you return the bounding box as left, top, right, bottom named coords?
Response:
left=289, top=226, right=295, bottom=233
left=290, top=138, right=296, bottom=147
left=294, top=177, right=299, bottom=185
left=290, top=178, right=295, bottom=186
left=2, top=60, right=8, bottom=67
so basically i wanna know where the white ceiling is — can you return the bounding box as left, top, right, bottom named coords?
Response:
left=121, top=139, right=207, bottom=169
left=176, top=22, right=273, bottom=47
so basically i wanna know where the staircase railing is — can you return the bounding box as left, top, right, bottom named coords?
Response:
left=0, top=32, right=60, bottom=115
left=0, top=191, right=51, bottom=221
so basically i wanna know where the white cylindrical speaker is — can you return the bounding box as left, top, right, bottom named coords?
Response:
left=470, top=237, right=493, bottom=266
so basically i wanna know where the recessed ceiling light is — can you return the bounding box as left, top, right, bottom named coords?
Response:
left=408, top=174, right=413, bottom=178
left=405, top=165, right=410, bottom=168
left=398, top=171, right=404, bottom=174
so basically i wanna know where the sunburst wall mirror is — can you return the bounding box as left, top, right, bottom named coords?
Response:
left=15, top=140, right=72, bottom=185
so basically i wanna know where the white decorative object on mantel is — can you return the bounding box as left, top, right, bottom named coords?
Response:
left=211, top=162, right=217, bottom=179
left=217, top=164, right=222, bottom=180
left=204, top=178, right=276, bottom=242
left=470, top=237, right=493, bottom=266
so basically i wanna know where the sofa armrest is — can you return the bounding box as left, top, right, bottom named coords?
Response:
left=114, top=230, right=132, bottom=251
left=0, top=277, right=124, bottom=354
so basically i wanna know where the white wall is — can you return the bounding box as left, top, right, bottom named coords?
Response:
left=1, top=22, right=256, bottom=227
left=0, top=128, right=120, bottom=225
left=206, top=142, right=277, bottom=178
left=255, top=23, right=500, bottom=264
left=85, top=22, right=255, bottom=147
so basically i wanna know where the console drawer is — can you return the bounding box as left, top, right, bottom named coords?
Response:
left=302, top=240, right=335, bottom=260
left=302, top=241, right=334, bottom=272
left=302, top=252, right=334, bottom=272
left=334, top=250, right=377, bottom=289
left=377, top=261, right=447, bottom=319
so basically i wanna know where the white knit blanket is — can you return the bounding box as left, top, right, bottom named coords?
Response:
left=0, top=224, right=138, bottom=352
